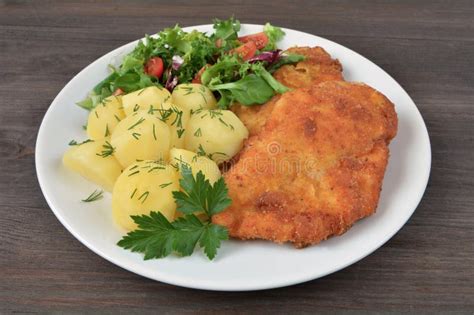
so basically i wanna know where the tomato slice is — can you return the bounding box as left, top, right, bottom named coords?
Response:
left=230, top=41, right=257, bottom=61
left=238, top=32, right=269, bottom=50
left=144, top=57, right=164, bottom=78
left=192, top=64, right=210, bottom=84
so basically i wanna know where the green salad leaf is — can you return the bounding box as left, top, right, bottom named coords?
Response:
left=252, top=63, right=289, bottom=94
left=267, top=53, right=306, bottom=73
left=201, top=55, right=292, bottom=108
left=210, top=16, right=241, bottom=51
left=263, top=23, right=286, bottom=50
left=210, top=74, right=274, bottom=106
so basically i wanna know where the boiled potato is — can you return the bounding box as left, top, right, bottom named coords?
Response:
left=62, top=138, right=122, bottom=191
left=111, top=111, right=170, bottom=168
left=112, top=161, right=179, bottom=230
left=86, top=95, right=125, bottom=140
left=148, top=103, right=190, bottom=149
left=121, top=86, right=171, bottom=116
left=171, top=83, right=217, bottom=112
left=169, top=148, right=221, bottom=184
left=184, top=109, right=248, bottom=163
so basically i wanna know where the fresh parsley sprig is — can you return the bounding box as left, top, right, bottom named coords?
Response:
left=117, top=164, right=231, bottom=260
left=172, top=165, right=231, bottom=217
left=117, top=212, right=228, bottom=260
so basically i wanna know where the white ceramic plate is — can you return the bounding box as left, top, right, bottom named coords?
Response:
left=36, top=24, right=431, bottom=291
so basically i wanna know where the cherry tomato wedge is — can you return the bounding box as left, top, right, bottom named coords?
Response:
left=230, top=41, right=257, bottom=61
left=192, top=64, right=210, bottom=84
left=112, top=88, right=124, bottom=96
left=144, top=57, right=164, bottom=78
left=238, top=32, right=269, bottom=50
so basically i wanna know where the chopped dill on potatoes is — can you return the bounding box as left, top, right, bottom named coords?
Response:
left=176, top=129, right=185, bottom=138
left=152, top=124, right=157, bottom=140
left=159, top=182, right=173, bottom=189
left=95, top=141, right=115, bottom=158
left=128, top=117, right=145, bottom=130
left=138, top=191, right=150, bottom=204
left=128, top=170, right=140, bottom=177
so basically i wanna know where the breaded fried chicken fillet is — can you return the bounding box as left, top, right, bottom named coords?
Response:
left=233, top=46, right=344, bottom=136
left=213, top=81, right=398, bottom=247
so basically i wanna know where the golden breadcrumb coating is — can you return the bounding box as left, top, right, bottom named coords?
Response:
left=213, top=81, right=398, bottom=247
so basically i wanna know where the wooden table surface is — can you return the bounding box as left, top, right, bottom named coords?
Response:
left=1, top=0, right=473, bottom=313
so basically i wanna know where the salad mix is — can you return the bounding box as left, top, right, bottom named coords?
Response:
left=78, top=17, right=304, bottom=110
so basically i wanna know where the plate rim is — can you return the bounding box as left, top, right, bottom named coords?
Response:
left=35, top=23, right=432, bottom=291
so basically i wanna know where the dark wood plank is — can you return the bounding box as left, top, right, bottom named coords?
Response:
left=0, top=0, right=473, bottom=313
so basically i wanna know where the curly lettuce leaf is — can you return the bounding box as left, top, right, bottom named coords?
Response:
left=263, top=23, right=285, bottom=51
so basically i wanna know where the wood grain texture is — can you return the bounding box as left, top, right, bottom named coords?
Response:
left=0, top=0, right=473, bottom=313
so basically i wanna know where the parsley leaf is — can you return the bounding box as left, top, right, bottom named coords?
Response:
left=172, top=169, right=208, bottom=215
left=118, top=212, right=228, bottom=260
left=172, top=214, right=206, bottom=256
left=206, top=176, right=232, bottom=216
left=200, top=223, right=228, bottom=260
left=117, top=211, right=175, bottom=259
left=172, top=164, right=231, bottom=217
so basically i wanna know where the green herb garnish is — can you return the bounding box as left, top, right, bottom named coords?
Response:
left=96, top=141, right=115, bottom=158
left=69, top=139, right=94, bottom=146
left=176, top=128, right=185, bottom=138
left=152, top=124, right=157, bottom=140
left=104, top=124, right=110, bottom=137
left=159, top=182, right=173, bottom=189
left=117, top=164, right=231, bottom=260
left=138, top=191, right=150, bottom=204
left=82, top=189, right=104, bottom=202
left=263, top=22, right=286, bottom=50
left=128, top=117, right=145, bottom=130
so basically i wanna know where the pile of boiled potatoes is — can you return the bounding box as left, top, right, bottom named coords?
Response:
left=63, top=84, right=248, bottom=230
